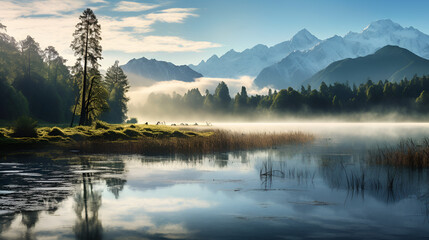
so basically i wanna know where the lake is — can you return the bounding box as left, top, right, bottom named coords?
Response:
left=1, top=123, right=429, bottom=239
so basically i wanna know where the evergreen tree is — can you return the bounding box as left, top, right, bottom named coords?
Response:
left=214, top=81, right=231, bottom=110
left=183, top=88, right=204, bottom=110
left=102, top=61, right=130, bottom=123
left=234, top=86, right=248, bottom=111
left=416, top=90, right=429, bottom=111
left=203, top=89, right=214, bottom=111
left=71, top=8, right=103, bottom=125
left=19, top=36, right=43, bottom=79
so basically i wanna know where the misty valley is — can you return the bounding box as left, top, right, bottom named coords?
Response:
left=2, top=2, right=429, bottom=240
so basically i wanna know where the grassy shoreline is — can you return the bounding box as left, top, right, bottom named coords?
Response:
left=0, top=122, right=314, bottom=156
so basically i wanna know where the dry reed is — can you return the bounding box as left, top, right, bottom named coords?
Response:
left=71, top=130, right=314, bottom=155
left=369, top=138, right=429, bottom=168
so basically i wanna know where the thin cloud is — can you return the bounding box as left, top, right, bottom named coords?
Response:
left=109, top=35, right=220, bottom=53
left=146, top=8, right=198, bottom=23
left=115, top=1, right=161, bottom=12
left=0, top=0, right=220, bottom=67
left=0, top=0, right=86, bottom=18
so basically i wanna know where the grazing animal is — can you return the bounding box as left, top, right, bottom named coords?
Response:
left=171, top=123, right=176, bottom=126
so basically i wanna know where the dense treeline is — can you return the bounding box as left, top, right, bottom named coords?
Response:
left=0, top=10, right=129, bottom=125
left=144, top=75, right=429, bottom=117
left=0, top=31, right=74, bottom=123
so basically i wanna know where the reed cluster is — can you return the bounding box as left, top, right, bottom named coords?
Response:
left=71, top=130, right=314, bottom=155
left=369, top=138, right=429, bottom=168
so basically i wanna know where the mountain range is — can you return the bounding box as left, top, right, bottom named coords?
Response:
left=254, top=19, right=429, bottom=89
left=121, top=57, right=202, bottom=87
left=123, top=19, right=429, bottom=90
left=189, top=29, right=321, bottom=78
left=304, top=45, right=429, bottom=88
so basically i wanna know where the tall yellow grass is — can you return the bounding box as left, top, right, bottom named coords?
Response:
left=369, top=138, right=429, bottom=168
left=71, top=130, right=314, bottom=155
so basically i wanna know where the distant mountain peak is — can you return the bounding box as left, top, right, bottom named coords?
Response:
left=121, top=57, right=203, bottom=87
left=206, top=54, right=219, bottom=63
left=255, top=20, right=429, bottom=89
left=189, top=28, right=321, bottom=78
left=252, top=44, right=268, bottom=50
left=363, top=19, right=403, bottom=32
left=224, top=49, right=239, bottom=57
left=291, top=28, right=318, bottom=42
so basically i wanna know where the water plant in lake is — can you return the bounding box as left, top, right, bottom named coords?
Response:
left=369, top=138, right=429, bottom=168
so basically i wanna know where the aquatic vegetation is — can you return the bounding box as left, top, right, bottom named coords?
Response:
left=369, top=138, right=429, bottom=168
left=260, top=159, right=285, bottom=178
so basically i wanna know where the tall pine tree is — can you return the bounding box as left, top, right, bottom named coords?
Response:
left=70, top=8, right=102, bottom=125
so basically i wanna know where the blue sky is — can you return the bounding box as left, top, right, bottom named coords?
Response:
left=1, top=0, right=429, bottom=68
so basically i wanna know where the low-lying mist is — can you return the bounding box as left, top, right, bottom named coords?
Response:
left=127, top=76, right=269, bottom=121
left=125, top=75, right=429, bottom=124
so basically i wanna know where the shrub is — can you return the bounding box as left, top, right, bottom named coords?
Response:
left=12, top=116, right=38, bottom=137
left=126, top=118, right=138, bottom=124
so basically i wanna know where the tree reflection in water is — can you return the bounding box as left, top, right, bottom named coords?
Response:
left=72, top=156, right=128, bottom=239
left=73, top=172, right=103, bottom=240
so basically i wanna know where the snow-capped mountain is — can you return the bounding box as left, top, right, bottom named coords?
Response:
left=121, top=57, right=203, bottom=87
left=254, top=19, right=429, bottom=89
left=189, top=29, right=321, bottom=78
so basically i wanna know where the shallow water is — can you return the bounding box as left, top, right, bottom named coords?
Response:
left=1, top=123, right=429, bottom=239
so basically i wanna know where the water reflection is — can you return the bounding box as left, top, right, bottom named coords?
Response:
left=1, top=142, right=429, bottom=239
left=73, top=172, right=103, bottom=240
left=318, top=153, right=429, bottom=204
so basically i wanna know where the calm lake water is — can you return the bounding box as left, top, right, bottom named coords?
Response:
left=1, top=123, right=429, bottom=240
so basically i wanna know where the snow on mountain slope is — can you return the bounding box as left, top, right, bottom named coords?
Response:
left=189, top=29, right=321, bottom=78
left=254, top=19, right=429, bottom=89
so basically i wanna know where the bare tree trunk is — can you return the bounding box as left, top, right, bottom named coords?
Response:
left=70, top=95, right=79, bottom=127
left=79, top=20, right=90, bottom=126
left=85, top=76, right=95, bottom=125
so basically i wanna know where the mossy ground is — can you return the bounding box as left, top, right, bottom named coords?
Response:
left=1, top=123, right=211, bottom=143
left=0, top=122, right=313, bottom=156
